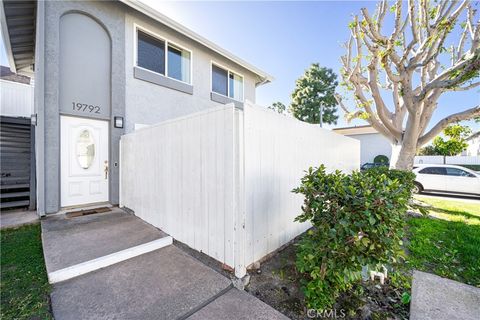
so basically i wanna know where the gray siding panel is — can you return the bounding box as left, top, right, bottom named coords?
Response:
left=134, top=67, right=193, bottom=95
left=210, top=92, right=243, bottom=109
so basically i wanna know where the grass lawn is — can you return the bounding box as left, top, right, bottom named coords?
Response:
left=1, top=224, right=52, bottom=319
left=407, top=195, right=480, bottom=287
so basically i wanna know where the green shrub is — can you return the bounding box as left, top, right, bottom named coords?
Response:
left=293, top=165, right=415, bottom=310
left=373, top=154, right=389, bottom=164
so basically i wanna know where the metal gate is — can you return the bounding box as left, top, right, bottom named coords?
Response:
left=0, top=116, right=35, bottom=210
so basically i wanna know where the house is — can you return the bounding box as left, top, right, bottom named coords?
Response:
left=462, top=132, right=480, bottom=156
left=0, top=65, right=35, bottom=210
left=333, top=125, right=392, bottom=165
left=1, top=0, right=273, bottom=215
left=2, top=1, right=360, bottom=277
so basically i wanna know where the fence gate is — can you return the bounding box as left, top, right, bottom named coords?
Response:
left=0, top=116, right=35, bottom=210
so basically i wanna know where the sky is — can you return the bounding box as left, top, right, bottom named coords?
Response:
left=1, top=0, right=478, bottom=132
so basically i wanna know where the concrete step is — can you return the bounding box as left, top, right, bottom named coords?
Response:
left=41, top=208, right=170, bottom=272
left=48, top=237, right=173, bottom=283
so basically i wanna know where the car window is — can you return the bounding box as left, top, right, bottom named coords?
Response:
left=418, top=167, right=447, bottom=175
left=446, top=168, right=474, bottom=177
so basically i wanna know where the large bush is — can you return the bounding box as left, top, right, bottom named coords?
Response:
left=293, top=166, right=415, bottom=310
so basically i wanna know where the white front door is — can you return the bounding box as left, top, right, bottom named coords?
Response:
left=61, top=116, right=109, bottom=207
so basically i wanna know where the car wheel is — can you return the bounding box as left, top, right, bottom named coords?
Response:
left=413, top=182, right=423, bottom=194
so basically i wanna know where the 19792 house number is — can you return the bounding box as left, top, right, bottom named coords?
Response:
left=72, top=102, right=101, bottom=114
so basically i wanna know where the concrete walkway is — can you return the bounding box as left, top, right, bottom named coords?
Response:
left=0, top=210, right=38, bottom=229
left=42, top=209, right=288, bottom=319
left=410, top=270, right=480, bottom=320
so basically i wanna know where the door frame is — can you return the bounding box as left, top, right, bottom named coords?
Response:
left=60, top=114, right=111, bottom=208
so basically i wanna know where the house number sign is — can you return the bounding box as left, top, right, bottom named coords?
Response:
left=72, top=102, right=101, bottom=114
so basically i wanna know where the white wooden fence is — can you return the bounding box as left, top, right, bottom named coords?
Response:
left=120, top=102, right=360, bottom=277
left=0, top=79, right=34, bottom=118
left=414, top=155, right=480, bottom=165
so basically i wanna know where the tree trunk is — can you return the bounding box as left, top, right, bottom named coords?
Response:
left=390, top=143, right=417, bottom=170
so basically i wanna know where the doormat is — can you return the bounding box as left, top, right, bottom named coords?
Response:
left=66, top=207, right=111, bottom=218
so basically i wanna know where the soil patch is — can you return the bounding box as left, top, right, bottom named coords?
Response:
left=245, top=235, right=410, bottom=319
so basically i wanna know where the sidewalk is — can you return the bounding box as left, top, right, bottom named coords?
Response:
left=410, top=270, right=480, bottom=320
left=0, top=210, right=38, bottom=229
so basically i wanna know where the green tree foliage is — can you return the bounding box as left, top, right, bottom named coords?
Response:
left=290, top=64, right=338, bottom=124
left=268, top=102, right=287, bottom=114
left=417, top=145, right=438, bottom=156
left=293, top=166, right=415, bottom=310
left=432, top=124, right=472, bottom=157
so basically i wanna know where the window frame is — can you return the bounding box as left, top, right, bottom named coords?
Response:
left=134, top=24, right=193, bottom=85
left=419, top=167, right=447, bottom=175
left=446, top=167, right=476, bottom=177
left=210, top=61, right=245, bottom=102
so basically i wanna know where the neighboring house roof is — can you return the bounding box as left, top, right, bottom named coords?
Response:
left=1, top=0, right=274, bottom=85
left=0, top=65, right=31, bottom=84
left=119, top=0, right=273, bottom=85
left=467, top=131, right=480, bottom=141
left=0, top=1, right=36, bottom=75
left=332, top=124, right=378, bottom=135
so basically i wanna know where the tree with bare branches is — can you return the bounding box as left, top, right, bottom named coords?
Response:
left=336, top=0, right=480, bottom=170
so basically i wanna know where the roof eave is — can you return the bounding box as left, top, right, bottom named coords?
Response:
left=119, top=0, right=274, bottom=85
left=0, top=2, right=16, bottom=73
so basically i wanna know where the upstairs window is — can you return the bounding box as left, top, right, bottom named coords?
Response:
left=136, top=28, right=192, bottom=84
left=212, top=64, right=228, bottom=96
left=168, top=44, right=191, bottom=83
left=211, top=64, right=244, bottom=101
left=137, top=31, right=165, bottom=75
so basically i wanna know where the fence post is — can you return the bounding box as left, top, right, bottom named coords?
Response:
left=233, top=105, right=247, bottom=278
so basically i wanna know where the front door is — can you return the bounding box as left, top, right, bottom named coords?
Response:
left=61, top=116, right=109, bottom=207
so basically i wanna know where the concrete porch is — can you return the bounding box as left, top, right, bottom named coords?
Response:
left=41, top=207, right=288, bottom=319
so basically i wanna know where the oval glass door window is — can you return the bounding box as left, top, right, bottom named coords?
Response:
left=76, top=129, right=95, bottom=169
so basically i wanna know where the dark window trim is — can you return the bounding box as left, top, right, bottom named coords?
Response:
left=134, top=66, right=193, bottom=95
left=210, top=92, right=243, bottom=109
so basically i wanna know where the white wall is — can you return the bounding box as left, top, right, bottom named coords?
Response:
left=243, top=104, right=360, bottom=265
left=463, top=136, right=480, bottom=156
left=415, top=156, right=480, bottom=165
left=345, top=132, right=392, bottom=165
left=120, top=105, right=238, bottom=267
left=0, top=79, right=34, bottom=118
left=120, top=102, right=360, bottom=277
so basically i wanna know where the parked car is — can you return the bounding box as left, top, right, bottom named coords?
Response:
left=412, top=164, right=480, bottom=196
left=360, top=162, right=389, bottom=170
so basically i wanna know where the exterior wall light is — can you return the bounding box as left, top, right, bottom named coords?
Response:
left=31, top=113, right=37, bottom=126
left=114, top=116, right=124, bottom=128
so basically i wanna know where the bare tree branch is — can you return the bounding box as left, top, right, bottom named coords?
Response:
left=446, top=81, right=480, bottom=91
left=418, top=105, right=480, bottom=145
left=338, top=0, right=479, bottom=168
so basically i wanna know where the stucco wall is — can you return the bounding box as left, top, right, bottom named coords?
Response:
left=39, top=0, right=261, bottom=213
left=43, top=0, right=126, bottom=213
left=346, top=133, right=392, bottom=165
left=123, top=9, right=258, bottom=133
